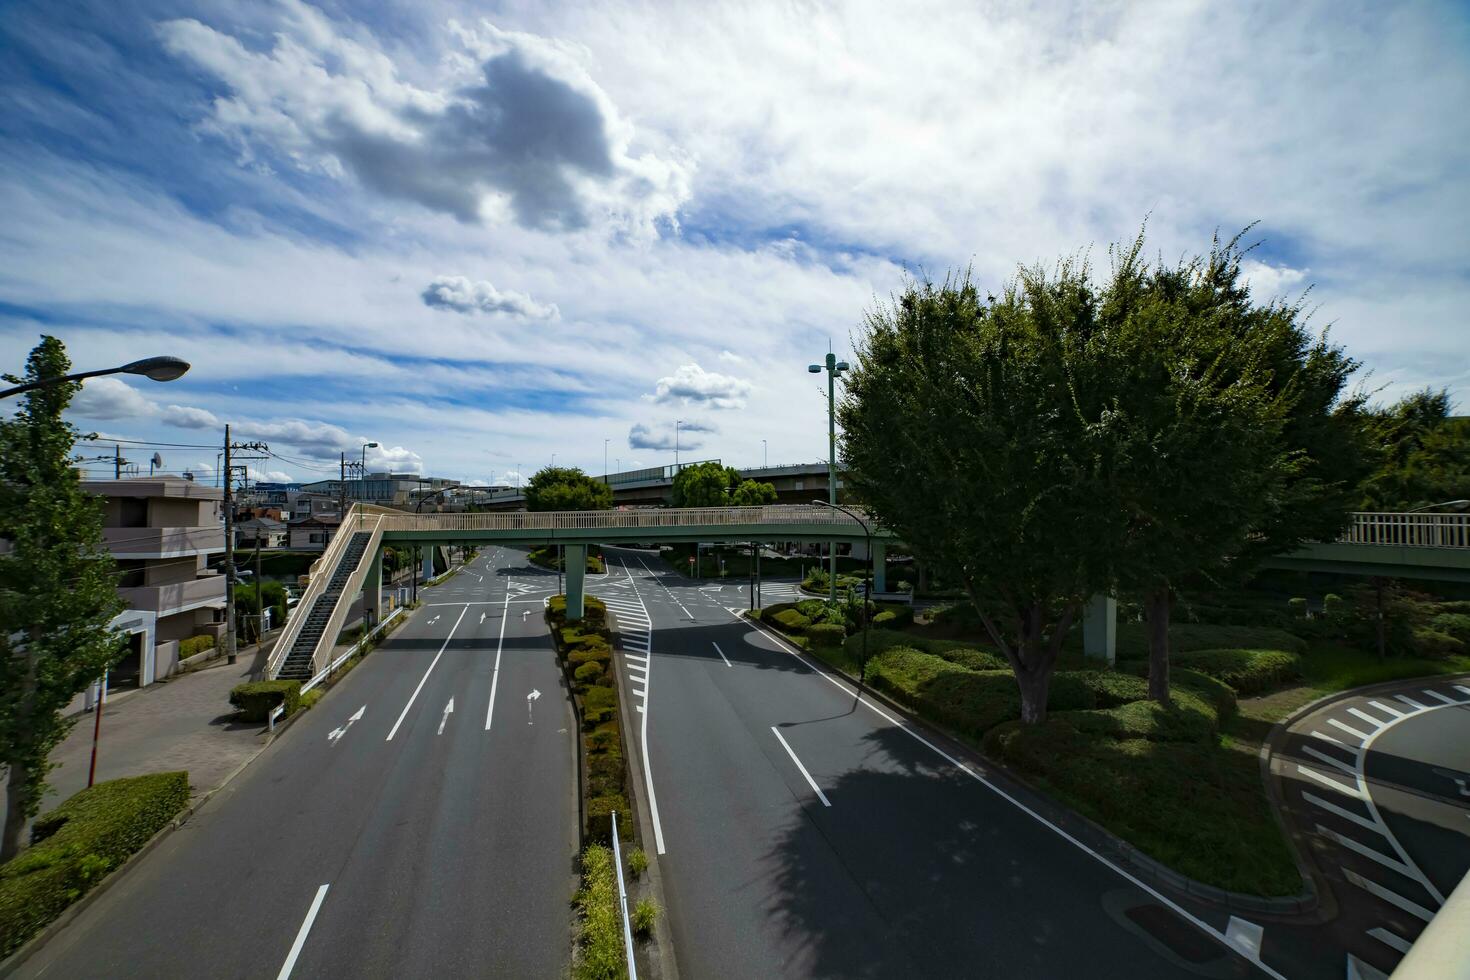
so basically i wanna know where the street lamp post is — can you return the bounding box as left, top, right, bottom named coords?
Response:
left=604, top=439, right=610, bottom=484
left=0, top=355, right=190, bottom=399
left=762, top=439, right=768, bottom=469
left=358, top=442, right=378, bottom=529
left=675, top=420, right=683, bottom=470
left=813, top=500, right=872, bottom=684
left=808, top=353, right=849, bottom=605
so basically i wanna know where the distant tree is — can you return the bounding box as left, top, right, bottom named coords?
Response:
left=672, top=461, right=737, bottom=507
left=840, top=263, right=1115, bottom=724
left=1360, top=389, right=1470, bottom=510
left=524, top=466, right=613, bottom=511
left=730, top=479, right=778, bottom=506
left=0, top=337, right=125, bottom=860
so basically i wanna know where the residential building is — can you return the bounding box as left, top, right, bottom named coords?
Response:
left=235, top=516, right=288, bottom=549
left=85, top=476, right=227, bottom=688
left=288, top=513, right=342, bottom=550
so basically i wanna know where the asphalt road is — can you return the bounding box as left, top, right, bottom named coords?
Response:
left=592, top=548, right=1271, bottom=980
left=17, top=546, right=576, bottom=980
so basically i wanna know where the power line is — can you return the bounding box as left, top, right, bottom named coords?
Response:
left=78, top=437, right=219, bottom=449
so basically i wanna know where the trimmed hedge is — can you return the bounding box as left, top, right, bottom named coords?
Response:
left=229, top=680, right=301, bottom=722
left=178, top=635, right=216, bottom=658
left=1116, top=622, right=1306, bottom=658
left=573, top=844, right=623, bottom=980
left=586, top=794, right=632, bottom=843
left=872, top=604, right=915, bottom=629
left=805, top=623, right=847, bottom=647
left=574, top=662, right=603, bottom=684
left=0, top=772, right=189, bottom=956
left=771, top=609, right=811, bottom=634
left=1168, top=649, right=1302, bottom=696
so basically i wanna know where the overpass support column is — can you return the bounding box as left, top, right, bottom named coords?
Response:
left=871, top=542, right=887, bottom=593
left=421, top=545, right=435, bottom=584
left=365, top=547, right=383, bottom=628
left=565, top=544, right=586, bottom=620
left=1083, top=593, right=1116, bottom=665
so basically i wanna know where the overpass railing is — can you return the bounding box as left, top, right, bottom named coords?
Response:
left=1344, top=512, right=1470, bottom=549
left=377, top=504, right=870, bottom=534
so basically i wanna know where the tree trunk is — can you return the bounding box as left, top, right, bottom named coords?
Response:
left=1016, top=667, right=1052, bottom=725
left=1145, top=586, right=1172, bottom=705
left=916, top=561, right=929, bottom=594
left=1, top=760, right=29, bottom=862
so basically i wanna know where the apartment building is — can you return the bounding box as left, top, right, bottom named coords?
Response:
left=85, top=476, right=227, bottom=688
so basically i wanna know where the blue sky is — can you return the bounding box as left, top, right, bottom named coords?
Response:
left=3, top=0, right=1468, bottom=485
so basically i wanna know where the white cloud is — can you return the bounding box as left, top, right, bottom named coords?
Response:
left=366, top=444, right=424, bottom=473
left=421, top=275, right=558, bottom=319
left=70, top=377, right=154, bottom=420
left=651, top=363, right=752, bottom=409
left=628, top=418, right=715, bottom=451
left=158, top=6, right=691, bottom=234
left=161, top=404, right=221, bottom=429
left=717, top=350, right=744, bottom=364
left=1239, top=260, right=1309, bottom=302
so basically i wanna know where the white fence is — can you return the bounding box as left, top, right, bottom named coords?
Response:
left=376, top=504, right=868, bottom=534
left=1343, top=512, right=1470, bottom=549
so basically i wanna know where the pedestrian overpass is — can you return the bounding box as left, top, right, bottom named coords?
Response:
left=265, top=506, right=1470, bottom=683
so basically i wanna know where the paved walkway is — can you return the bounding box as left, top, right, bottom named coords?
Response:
left=1266, top=673, right=1470, bottom=978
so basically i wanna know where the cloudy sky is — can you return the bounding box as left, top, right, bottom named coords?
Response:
left=2, top=0, right=1467, bottom=486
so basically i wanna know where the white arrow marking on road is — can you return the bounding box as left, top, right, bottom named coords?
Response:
left=428, top=614, right=440, bottom=625
left=527, top=688, right=541, bottom=725
left=327, top=705, right=366, bottom=745
left=480, top=611, right=487, bottom=624
left=438, top=697, right=454, bottom=735
left=523, top=609, right=530, bottom=621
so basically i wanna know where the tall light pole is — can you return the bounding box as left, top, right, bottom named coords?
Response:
left=675, top=420, right=683, bottom=470
left=762, top=439, right=768, bottom=469
left=808, top=353, right=849, bottom=605
left=604, top=439, right=610, bottom=485
left=358, top=441, right=378, bottom=529
left=0, top=355, right=190, bottom=399
left=813, top=500, right=872, bottom=683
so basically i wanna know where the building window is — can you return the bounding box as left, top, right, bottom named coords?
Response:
left=309, top=532, right=325, bottom=544
left=117, top=559, right=146, bottom=589
left=118, top=497, right=148, bottom=528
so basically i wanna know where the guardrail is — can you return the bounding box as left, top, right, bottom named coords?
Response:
left=1344, top=512, right=1470, bottom=548
left=300, top=606, right=403, bottom=694
left=377, top=504, right=870, bottom=533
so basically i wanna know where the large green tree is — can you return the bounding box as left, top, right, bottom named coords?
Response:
left=730, top=479, right=778, bottom=506
left=0, top=337, right=125, bottom=860
left=1360, top=389, right=1469, bottom=510
left=671, top=461, right=777, bottom=507
left=840, top=262, right=1116, bottom=723
left=523, top=466, right=613, bottom=511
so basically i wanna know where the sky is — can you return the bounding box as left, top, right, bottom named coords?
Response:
left=2, top=0, right=1467, bottom=486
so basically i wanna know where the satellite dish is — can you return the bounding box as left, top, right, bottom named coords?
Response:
left=183, top=471, right=195, bottom=481
left=150, top=452, right=163, bottom=475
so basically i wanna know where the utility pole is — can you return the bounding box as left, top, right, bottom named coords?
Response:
left=114, top=444, right=124, bottom=479
left=339, top=452, right=346, bottom=518
left=222, top=426, right=269, bottom=665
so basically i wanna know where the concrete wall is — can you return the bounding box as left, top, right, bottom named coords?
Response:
left=153, top=639, right=181, bottom=681
left=150, top=496, right=217, bottom=527
left=145, top=554, right=205, bottom=586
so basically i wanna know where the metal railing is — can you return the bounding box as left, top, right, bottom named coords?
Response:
left=1343, top=512, right=1470, bottom=549
left=377, top=504, right=869, bottom=534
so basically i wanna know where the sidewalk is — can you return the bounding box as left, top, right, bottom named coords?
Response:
left=2, top=644, right=274, bottom=824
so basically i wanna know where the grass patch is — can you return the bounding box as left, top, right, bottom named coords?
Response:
left=1116, top=622, right=1306, bottom=658
left=0, top=773, right=189, bottom=956
left=1298, top=642, right=1470, bottom=691
left=572, top=844, right=624, bottom=980
left=1167, top=649, right=1303, bottom=696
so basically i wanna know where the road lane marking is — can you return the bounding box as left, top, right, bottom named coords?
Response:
left=327, top=705, right=365, bottom=745
left=712, top=642, right=732, bottom=667
left=1303, top=792, right=1383, bottom=834
left=1425, top=689, right=1458, bottom=705
left=438, top=697, right=455, bottom=735
left=386, top=605, right=468, bottom=741
left=635, top=554, right=695, bottom=620
left=771, top=726, right=831, bottom=807
left=1367, top=927, right=1412, bottom=955
left=619, top=555, right=666, bottom=854
left=1344, top=869, right=1434, bottom=922
left=1348, top=707, right=1385, bottom=728
left=1328, top=718, right=1372, bottom=741
left=1297, top=764, right=1360, bottom=797
left=485, top=578, right=513, bottom=730
left=1309, top=730, right=1351, bottom=750
left=1368, top=700, right=1405, bottom=719
left=1317, top=825, right=1414, bottom=877
left=527, top=688, right=540, bottom=725
left=276, top=884, right=330, bottom=980
left=1302, top=745, right=1357, bottom=777
left=1394, top=694, right=1425, bottom=711
left=1454, top=684, right=1470, bottom=698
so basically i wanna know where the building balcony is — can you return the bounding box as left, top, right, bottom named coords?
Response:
left=102, top=526, right=224, bottom=559
left=118, top=575, right=226, bottom=617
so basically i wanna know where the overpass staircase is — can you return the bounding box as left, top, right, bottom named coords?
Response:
left=267, top=505, right=388, bottom=683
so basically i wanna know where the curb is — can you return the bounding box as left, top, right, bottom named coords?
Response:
left=742, top=612, right=1320, bottom=918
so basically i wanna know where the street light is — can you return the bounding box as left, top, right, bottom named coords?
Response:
left=762, top=439, right=768, bottom=469
left=675, top=420, right=683, bottom=470
left=808, top=353, right=849, bottom=605
left=1408, top=499, right=1470, bottom=512
left=812, top=499, right=872, bottom=684
left=604, top=439, right=610, bottom=485
left=2, top=355, right=191, bottom=399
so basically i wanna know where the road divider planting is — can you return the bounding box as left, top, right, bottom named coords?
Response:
left=547, top=595, right=631, bottom=843
left=0, top=772, right=189, bottom=957
left=571, top=843, right=624, bottom=980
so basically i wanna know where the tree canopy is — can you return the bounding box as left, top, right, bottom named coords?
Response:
left=0, top=337, right=126, bottom=859
left=1360, top=389, right=1470, bottom=510
left=523, top=466, right=613, bottom=511
left=671, top=462, right=777, bottom=507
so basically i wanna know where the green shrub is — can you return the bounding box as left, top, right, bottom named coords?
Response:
left=795, top=598, right=827, bottom=619
left=582, top=686, right=617, bottom=728
left=573, top=845, right=623, bottom=980
left=587, top=751, right=624, bottom=798
left=1076, top=670, right=1151, bottom=707
left=1288, top=597, right=1308, bottom=618
left=771, top=609, right=812, bottom=634
left=1174, top=668, right=1237, bottom=722
left=586, top=726, right=619, bottom=753
left=1116, top=622, right=1306, bottom=658
left=0, top=773, right=189, bottom=956
left=228, top=680, right=301, bottom=722
left=633, top=898, right=659, bottom=938
left=586, top=795, right=632, bottom=843
left=1169, top=649, right=1302, bottom=695
left=178, top=635, right=216, bottom=659
left=569, top=643, right=612, bottom=668
left=872, top=604, right=914, bottom=628
left=627, top=847, right=648, bottom=879
left=1063, top=687, right=1221, bottom=743
left=574, top=662, right=604, bottom=684
left=1412, top=627, right=1464, bottom=659
left=300, top=689, right=324, bottom=711
left=941, top=648, right=1010, bottom=672
left=806, top=623, right=847, bottom=648
left=1429, top=612, right=1470, bottom=642
left=1323, top=593, right=1345, bottom=618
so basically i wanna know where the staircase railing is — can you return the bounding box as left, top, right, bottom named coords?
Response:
left=266, top=504, right=385, bottom=679
left=295, top=521, right=384, bottom=680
